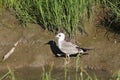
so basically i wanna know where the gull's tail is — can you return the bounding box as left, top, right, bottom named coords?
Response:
left=80, top=48, right=93, bottom=52
left=76, top=47, right=94, bottom=54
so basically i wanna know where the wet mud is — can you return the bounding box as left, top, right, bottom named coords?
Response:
left=0, top=9, right=120, bottom=80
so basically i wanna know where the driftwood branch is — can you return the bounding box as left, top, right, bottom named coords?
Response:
left=2, top=38, right=22, bottom=61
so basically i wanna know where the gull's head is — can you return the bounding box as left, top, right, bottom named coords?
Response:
left=55, top=33, right=65, bottom=41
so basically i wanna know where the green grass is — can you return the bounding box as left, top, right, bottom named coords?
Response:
left=102, top=0, right=120, bottom=22
left=40, top=55, right=96, bottom=80
left=1, top=0, right=120, bottom=35
left=2, top=0, right=95, bottom=35
left=75, top=54, right=94, bottom=80
left=0, top=62, right=120, bottom=80
left=112, top=70, right=120, bottom=80
left=0, top=0, right=2, bottom=8
left=41, top=62, right=54, bottom=80
left=0, top=67, right=15, bottom=80
left=101, top=0, right=120, bottom=33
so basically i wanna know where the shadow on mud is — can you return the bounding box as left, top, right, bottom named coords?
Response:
left=45, top=40, right=88, bottom=57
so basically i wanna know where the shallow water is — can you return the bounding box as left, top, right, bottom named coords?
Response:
left=0, top=66, right=111, bottom=80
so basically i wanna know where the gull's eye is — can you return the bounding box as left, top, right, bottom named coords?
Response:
left=59, top=35, right=61, bottom=37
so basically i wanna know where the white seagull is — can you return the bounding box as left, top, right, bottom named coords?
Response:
left=55, top=32, right=92, bottom=63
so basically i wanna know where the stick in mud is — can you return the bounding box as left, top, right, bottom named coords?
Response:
left=2, top=38, right=22, bottom=62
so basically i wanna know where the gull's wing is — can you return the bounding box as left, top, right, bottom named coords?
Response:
left=62, top=41, right=78, bottom=48
left=60, top=41, right=79, bottom=54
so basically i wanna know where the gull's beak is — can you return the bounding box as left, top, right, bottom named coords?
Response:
left=45, top=40, right=55, bottom=45
left=45, top=42, right=49, bottom=45
left=55, top=35, right=59, bottom=39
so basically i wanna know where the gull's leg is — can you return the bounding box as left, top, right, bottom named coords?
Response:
left=65, top=54, right=70, bottom=64
left=67, top=54, right=70, bottom=63
left=65, top=54, right=68, bottom=64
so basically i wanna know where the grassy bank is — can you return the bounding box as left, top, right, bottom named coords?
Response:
left=101, top=0, right=120, bottom=34
left=1, top=0, right=120, bottom=35
left=1, top=0, right=95, bottom=35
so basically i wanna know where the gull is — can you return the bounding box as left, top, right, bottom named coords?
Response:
left=55, top=32, right=92, bottom=64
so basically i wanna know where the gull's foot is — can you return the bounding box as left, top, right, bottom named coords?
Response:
left=65, top=60, right=69, bottom=64
left=64, top=58, right=70, bottom=64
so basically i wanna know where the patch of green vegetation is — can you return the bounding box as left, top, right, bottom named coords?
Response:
left=2, top=0, right=95, bottom=35
left=103, top=0, right=120, bottom=22
left=1, top=0, right=120, bottom=35
left=41, top=54, right=98, bottom=80
left=112, top=70, right=120, bottom=80
left=0, top=0, right=2, bottom=8
left=102, top=0, right=120, bottom=33
left=0, top=67, right=15, bottom=80
left=41, top=63, right=54, bottom=80
left=1, top=62, right=120, bottom=80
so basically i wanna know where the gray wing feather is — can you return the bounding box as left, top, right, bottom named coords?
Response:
left=62, top=41, right=78, bottom=47
left=60, top=41, right=79, bottom=54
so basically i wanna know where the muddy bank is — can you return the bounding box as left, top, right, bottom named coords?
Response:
left=0, top=9, right=120, bottom=79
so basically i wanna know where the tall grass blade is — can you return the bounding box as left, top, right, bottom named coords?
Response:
left=64, top=59, right=67, bottom=80
left=0, top=67, right=15, bottom=80
left=0, top=72, right=9, bottom=80
left=112, top=70, right=120, bottom=80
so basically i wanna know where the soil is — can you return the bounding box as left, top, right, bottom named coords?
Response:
left=0, top=9, right=120, bottom=80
